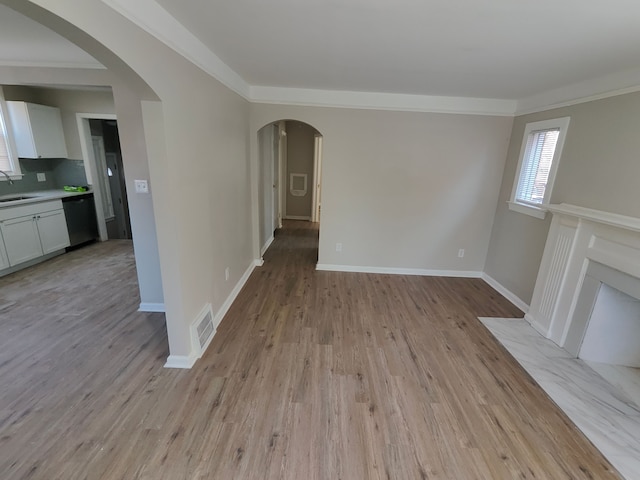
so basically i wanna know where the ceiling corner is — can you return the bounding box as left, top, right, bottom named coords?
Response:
left=100, top=0, right=251, bottom=99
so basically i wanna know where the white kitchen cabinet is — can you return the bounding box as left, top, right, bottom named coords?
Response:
left=5, top=101, right=68, bottom=159
left=37, top=210, right=71, bottom=254
left=0, top=200, right=70, bottom=268
left=0, top=215, right=42, bottom=266
left=0, top=233, right=9, bottom=270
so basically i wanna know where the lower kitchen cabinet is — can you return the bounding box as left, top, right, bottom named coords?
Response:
left=0, top=200, right=71, bottom=269
left=0, top=234, right=9, bottom=270
left=34, top=209, right=70, bottom=254
left=0, top=214, right=43, bottom=266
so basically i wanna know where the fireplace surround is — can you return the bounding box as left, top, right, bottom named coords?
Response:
left=526, top=203, right=640, bottom=364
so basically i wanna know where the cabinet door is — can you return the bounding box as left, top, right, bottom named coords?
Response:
left=0, top=232, right=9, bottom=270
left=0, top=215, right=42, bottom=266
left=37, top=210, right=70, bottom=255
left=27, top=103, right=68, bottom=158
left=6, top=102, right=68, bottom=159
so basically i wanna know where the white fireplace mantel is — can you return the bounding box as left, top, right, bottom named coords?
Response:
left=526, top=203, right=640, bottom=353
left=546, top=203, right=640, bottom=233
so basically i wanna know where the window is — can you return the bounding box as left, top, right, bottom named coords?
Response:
left=0, top=87, right=21, bottom=178
left=509, top=117, right=570, bottom=219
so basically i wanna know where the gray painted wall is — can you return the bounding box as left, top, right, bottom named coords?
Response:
left=285, top=120, right=316, bottom=219
left=251, top=104, right=513, bottom=273
left=485, top=91, right=640, bottom=305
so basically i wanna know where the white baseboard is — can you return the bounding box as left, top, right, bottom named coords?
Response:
left=209, top=259, right=257, bottom=336
left=0, top=250, right=64, bottom=278
left=284, top=215, right=311, bottom=221
left=165, top=259, right=259, bottom=369
left=260, top=235, right=274, bottom=256
left=138, top=302, right=166, bottom=313
left=316, top=263, right=482, bottom=278
left=164, top=354, right=198, bottom=369
left=481, top=273, right=530, bottom=314
left=255, top=258, right=264, bottom=267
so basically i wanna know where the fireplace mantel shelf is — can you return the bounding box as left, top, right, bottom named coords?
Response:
left=547, top=203, right=640, bottom=233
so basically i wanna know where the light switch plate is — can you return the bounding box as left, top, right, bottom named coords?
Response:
left=37, top=172, right=46, bottom=182
left=134, top=179, right=149, bottom=193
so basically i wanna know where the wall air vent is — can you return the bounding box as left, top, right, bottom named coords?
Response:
left=191, top=304, right=215, bottom=356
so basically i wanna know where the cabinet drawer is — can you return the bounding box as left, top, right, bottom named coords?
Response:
left=0, top=200, right=63, bottom=222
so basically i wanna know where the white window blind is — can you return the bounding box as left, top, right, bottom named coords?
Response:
left=515, top=128, right=560, bottom=205
left=509, top=116, right=570, bottom=219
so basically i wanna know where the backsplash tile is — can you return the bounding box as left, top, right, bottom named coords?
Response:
left=53, top=158, right=88, bottom=187
left=0, top=158, right=88, bottom=196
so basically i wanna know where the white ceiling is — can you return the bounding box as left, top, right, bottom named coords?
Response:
left=0, top=4, right=102, bottom=69
left=3, top=0, right=640, bottom=110
left=154, top=0, right=640, bottom=100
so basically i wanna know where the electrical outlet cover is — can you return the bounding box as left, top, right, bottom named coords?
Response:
left=134, top=179, right=149, bottom=193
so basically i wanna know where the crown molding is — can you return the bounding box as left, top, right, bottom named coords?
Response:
left=516, top=67, right=640, bottom=115
left=0, top=60, right=105, bottom=70
left=250, top=86, right=517, bottom=116
left=100, top=0, right=251, bottom=99
left=99, top=0, right=640, bottom=117
left=99, top=0, right=516, bottom=116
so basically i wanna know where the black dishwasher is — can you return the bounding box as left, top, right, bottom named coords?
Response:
left=62, top=194, right=99, bottom=248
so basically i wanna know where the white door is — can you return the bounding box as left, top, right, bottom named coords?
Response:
left=0, top=215, right=42, bottom=266
left=37, top=210, right=71, bottom=254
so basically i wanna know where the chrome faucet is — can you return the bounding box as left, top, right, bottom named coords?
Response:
left=0, top=169, right=14, bottom=185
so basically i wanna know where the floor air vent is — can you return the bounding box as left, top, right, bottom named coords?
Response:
left=191, top=304, right=215, bottom=356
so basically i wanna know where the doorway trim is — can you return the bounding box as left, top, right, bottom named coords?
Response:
left=312, top=134, right=323, bottom=223
left=251, top=116, right=325, bottom=266
left=76, top=112, right=117, bottom=241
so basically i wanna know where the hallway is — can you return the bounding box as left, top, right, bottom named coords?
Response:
left=1, top=223, right=619, bottom=479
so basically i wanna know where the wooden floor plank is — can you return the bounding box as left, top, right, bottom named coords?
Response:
left=0, top=222, right=621, bottom=479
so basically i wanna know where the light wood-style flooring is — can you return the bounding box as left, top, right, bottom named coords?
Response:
left=0, top=223, right=620, bottom=479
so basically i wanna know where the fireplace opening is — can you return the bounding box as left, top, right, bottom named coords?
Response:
left=579, top=283, right=640, bottom=367
left=563, top=261, right=640, bottom=406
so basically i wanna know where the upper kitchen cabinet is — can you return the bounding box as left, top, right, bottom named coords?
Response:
left=5, top=101, right=68, bottom=159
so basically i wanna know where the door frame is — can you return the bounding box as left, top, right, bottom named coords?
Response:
left=280, top=124, right=288, bottom=223
left=76, top=112, right=117, bottom=241
left=271, top=124, right=279, bottom=233
left=311, top=134, right=323, bottom=223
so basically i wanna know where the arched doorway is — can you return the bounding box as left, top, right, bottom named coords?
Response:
left=0, top=1, right=172, bottom=342
left=257, top=119, right=323, bottom=258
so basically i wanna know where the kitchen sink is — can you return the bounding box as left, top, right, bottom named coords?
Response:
left=0, top=195, right=37, bottom=203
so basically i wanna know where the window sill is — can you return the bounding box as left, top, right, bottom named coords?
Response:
left=507, top=201, right=547, bottom=219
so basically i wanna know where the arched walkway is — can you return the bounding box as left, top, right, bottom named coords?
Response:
left=257, top=119, right=323, bottom=260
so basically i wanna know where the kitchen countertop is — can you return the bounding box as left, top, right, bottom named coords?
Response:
left=0, top=189, right=93, bottom=209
